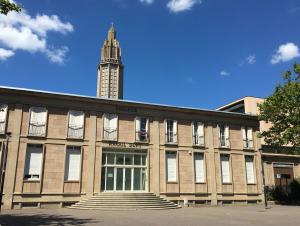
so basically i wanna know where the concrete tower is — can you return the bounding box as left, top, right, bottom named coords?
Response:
left=97, top=24, right=124, bottom=99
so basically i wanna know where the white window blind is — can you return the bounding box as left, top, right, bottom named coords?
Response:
left=24, top=145, right=43, bottom=180
left=194, top=153, right=205, bottom=183
left=221, top=155, right=231, bottom=183
left=65, top=146, right=81, bottom=181
left=0, top=104, right=8, bottom=134
left=68, top=110, right=84, bottom=139
left=192, top=122, right=204, bottom=146
left=103, top=114, right=118, bottom=140
left=29, top=107, right=47, bottom=136
left=225, top=126, right=230, bottom=147
left=166, top=152, right=177, bottom=182
left=135, top=117, right=149, bottom=142
left=245, top=156, right=255, bottom=184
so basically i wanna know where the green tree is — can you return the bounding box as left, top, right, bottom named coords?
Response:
left=258, top=63, right=300, bottom=152
left=0, top=0, right=21, bottom=15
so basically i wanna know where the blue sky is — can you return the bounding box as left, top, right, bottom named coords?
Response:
left=0, top=0, right=300, bottom=109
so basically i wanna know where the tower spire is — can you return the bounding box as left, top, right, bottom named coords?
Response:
left=97, top=24, right=124, bottom=99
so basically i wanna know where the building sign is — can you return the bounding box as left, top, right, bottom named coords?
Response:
left=108, top=141, right=142, bottom=149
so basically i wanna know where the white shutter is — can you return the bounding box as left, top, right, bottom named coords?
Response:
left=192, top=122, right=196, bottom=144
left=173, top=120, right=177, bottom=143
left=65, top=147, right=81, bottom=181
left=135, top=117, right=141, bottom=141
left=195, top=153, right=205, bottom=183
left=165, top=120, right=168, bottom=143
left=225, top=126, right=230, bottom=147
left=31, top=107, right=47, bottom=125
left=68, top=111, right=84, bottom=138
left=0, top=104, right=8, bottom=134
left=25, top=145, right=43, bottom=180
left=198, top=123, right=204, bottom=145
left=103, top=114, right=118, bottom=140
left=245, top=156, right=255, bottom=184
left=242, top=126, right=247, bottom=148
left=247, top=127, right=253, bottom=148
left=221, top=155, right=230, bottom=183
left=166, top=152, right=177, bottom=182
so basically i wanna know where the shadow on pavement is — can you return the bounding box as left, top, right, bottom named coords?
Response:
left=0, top=213, right=101, bottom=226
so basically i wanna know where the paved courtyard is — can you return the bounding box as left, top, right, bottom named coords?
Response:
left=0, top=205, right=299, bottom=226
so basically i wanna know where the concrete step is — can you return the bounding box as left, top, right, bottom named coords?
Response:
left=69, top=192, right=180, bottom=210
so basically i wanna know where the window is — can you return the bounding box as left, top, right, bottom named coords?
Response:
left=242, top=127, right=253, bottom=148
left=24, top=144, right=43, bottom=180
left=135, top=117, right=149, bottom=142
left=65, top=146, right=81, bottom=181
left=220, top=154, right=231, bottom=183
left=245, top=156, right=255, bottom=184
left=166, top=152, right=177, bottom=182
left=28, top=107, right=47, bottom=137
left=192, top=122, right=204, bottom=146
left=0, top=104, right=8, bottom=134
left=68, top=110, right=84, bottom=139
left=194, top=153, right=205, bottom=183
left=165, top=120, right=177, bottom=144
left=103, top=114, right=118, bottom=140
left=218, top=125, right=230, bottom=147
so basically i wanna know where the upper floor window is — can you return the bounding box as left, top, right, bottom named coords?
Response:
left=24, top=144, right=43, bottom=180
left=103, top=113, right=118, bottom=141
left=67, top=110, right=84, bottom=139
left=135, top=117, right=149, bottom=142
left=165, top=120, right=177, bottom=144
left=242, top=126, right=253, bottom=149
left=218, top=125, right=230, bottom=147
left=0, top=104, right=8, bottom=134
left=192, top=122, right=204, bottom=146
left=28, top=107, right=47, bottom=137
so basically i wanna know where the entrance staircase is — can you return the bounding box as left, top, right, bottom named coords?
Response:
left=69, top=193, right=180, bottom=210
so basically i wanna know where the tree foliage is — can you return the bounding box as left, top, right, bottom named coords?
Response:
left=0, top=0, right=21, bottom=15
left=258, top=63, right=300, bottom=152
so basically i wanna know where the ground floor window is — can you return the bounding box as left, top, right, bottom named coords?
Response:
left=245, top=155, right=255, bottom=184
left=194, top=152, right=205, bottom=183
left=101, top=150, right=147, bottom=192
left=65, top=146, right=81, bottom=181
left=166, top=151, right=177, bottom=182
left=24, top=144, right=43, bottom=180
left=220, top=154, right=231, bottom=183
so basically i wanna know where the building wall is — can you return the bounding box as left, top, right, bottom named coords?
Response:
left=0, top=92, right=263, bottom=209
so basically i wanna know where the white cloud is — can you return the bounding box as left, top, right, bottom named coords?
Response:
left=271, top=42, right=300, bottom=64
left=167, top=0, right=201, bottom=13
left=0, top=48, right=15, bottom=60
left=0, top=8, right=73, bottom=64
left=246, top=54, right=256, bottom=64
left=220, top=70, right=230, bottom=76
left=44, top=46, right=69, bottom=64
left=140, top=0, right=154, bottom=4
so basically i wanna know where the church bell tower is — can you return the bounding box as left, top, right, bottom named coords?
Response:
left=97, top=24, right=124, bottom=99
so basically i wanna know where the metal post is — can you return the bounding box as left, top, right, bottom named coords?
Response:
left=260, top=148, right=268, bottom=209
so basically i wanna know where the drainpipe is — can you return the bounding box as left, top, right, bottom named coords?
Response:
left=0, top=132, right=11, bottom=213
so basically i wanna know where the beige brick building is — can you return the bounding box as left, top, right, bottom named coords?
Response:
left=0, top=87, right=264, bottom=209
left=217, top=97, right=300, bottom=193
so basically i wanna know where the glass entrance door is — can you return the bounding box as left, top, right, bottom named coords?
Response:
left=101, top=151, right=147, bottom=192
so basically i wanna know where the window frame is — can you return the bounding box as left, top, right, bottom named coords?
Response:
left=165, top=119, right=177, bottom=145
left=166, top=151, right=178, bottom=183
left=28, top=106, right=48, bottom=137
left=23, top=144, right=44, bottom=181
left=192, top=121, right=205, bottom=146
left=135, top=116, right=149, bottom=143
left=103, top=113, right=118, bottom=141
left=194, top=152, right=206, bottom=183
left=64, top=146, right=82, bottom=182
left=241, top=126, right=254, bottom=149
left=245, top=155, right=256, bottom=184
left=220, top=154, right=232, bottom=184
left=218, top=124, right=230, bottom=148
left=67, top=110, right=85, bottom=140
left=0, top=104, right=8, bottom=135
